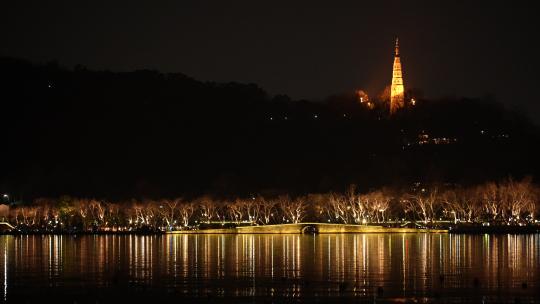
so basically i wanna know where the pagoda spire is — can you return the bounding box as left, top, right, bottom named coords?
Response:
left=390, top=37, right=405, bottom=115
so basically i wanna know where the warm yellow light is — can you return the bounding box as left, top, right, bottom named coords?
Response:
left=356, top=89, right=369, bottom=104
left=390, top=38, right=405, bottom=115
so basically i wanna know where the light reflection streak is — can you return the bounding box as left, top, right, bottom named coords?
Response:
left=3, top=237, right=7, bottom=302
left=0, top=234, right=538, bottom=301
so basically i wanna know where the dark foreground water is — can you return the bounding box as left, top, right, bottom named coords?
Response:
left=1, top=234, right=539, bottom=303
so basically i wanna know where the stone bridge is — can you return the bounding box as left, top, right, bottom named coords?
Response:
left=234, top=223, right=386, bottom=234
left=0, top=222, right=15, bottom=232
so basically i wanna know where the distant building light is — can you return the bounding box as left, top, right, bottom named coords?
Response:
left=356, top=90, right=369, bottom=103
left=411, top=98, right=416, bottom=105
left=314, top=114, right=318, bottom=119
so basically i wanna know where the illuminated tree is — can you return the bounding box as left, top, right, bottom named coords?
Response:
left=227, top=199, right=245, bottom=224
left=349, top=191, right=368, bottom=224
left=500, top=178, right=535, bottom=223
left=441, top=189, right=459, bottom=223
left=33, top=198, right=55, bottom=229
left=73, top=198, right=91, bottom=231
left=461, top=188, right=483, bottom=222
left=198, top=196, right=217, bottom=223
left=89, top=199, right=106, bottom=229
left=106, top=203, right=122, bottom=231
left=56, top=196, right=76, bottom=229
left=406, top=188, right=439, bottom=224
left=143, top=202, right=158, bottom=229
left=14, top=207, right=38, bottom=227
left=178, top=200, right=195, bottom=228
left=442, top=188, right=479, bottom=223
left=131, top=202, right=146, bottom=226
left=479, top=182, right=501, bottom=221
left=243, top=198, right=261, bottom=224
left=158, top=199, right=181, bottom=230
left=278, top=196, right=307, bottom=224
left=524, top=185, right=539, bottom=221
left=365, top=191, right=391, bottom=223
left=307, top=193, right=331, bottom=223
left=257, top=196, right=275, bottom=225
left=326, top=192, right=350, bottom=224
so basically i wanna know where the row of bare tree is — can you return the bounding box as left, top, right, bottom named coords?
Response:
left=4, top=178, right=538, bottom=231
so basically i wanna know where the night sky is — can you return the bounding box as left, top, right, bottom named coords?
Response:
left=2, top=1, right=539, bottom=121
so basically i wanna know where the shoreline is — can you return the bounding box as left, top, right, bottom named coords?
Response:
left=2, top=223, right=540, bottom=235
left=167, top=223, right=448, bottom=234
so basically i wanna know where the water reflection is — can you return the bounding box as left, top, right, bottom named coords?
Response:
left=0, top=233, right=539, bottom=302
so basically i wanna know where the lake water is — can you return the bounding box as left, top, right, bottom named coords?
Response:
left=1, top=233, right=539, bottom=303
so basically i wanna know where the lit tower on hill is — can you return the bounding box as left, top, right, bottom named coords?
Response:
left=390, top=37, right=405, bottom=114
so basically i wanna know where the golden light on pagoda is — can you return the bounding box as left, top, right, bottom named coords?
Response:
left=390, top=38, right=405, bottom=114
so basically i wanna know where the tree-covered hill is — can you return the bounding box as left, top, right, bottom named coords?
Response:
left=1, top=57, right=539, bottom=200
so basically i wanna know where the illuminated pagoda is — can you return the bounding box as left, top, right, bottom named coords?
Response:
left=390, top=37, right=405, bottom=114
